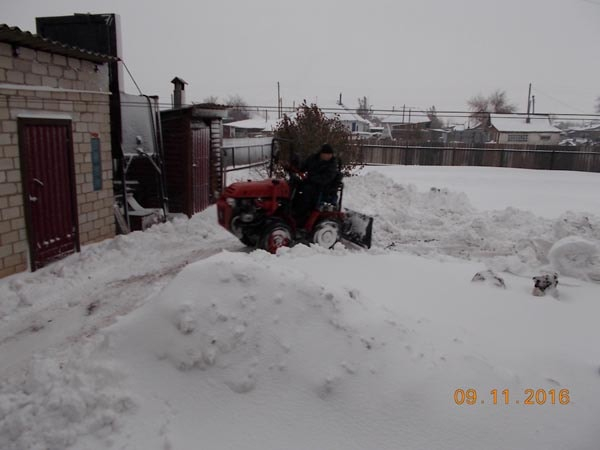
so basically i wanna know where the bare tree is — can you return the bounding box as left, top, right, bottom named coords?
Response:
left=274, top=101, right=361, bottom=176
left=488, top=90, right=517, bottom=113
left=427, top=105, right=444, bottom=129
left=225, top=94, right=251, bottom=121
left=202, top=95, right=220, bottom=104
left=468, top=89, right=517, bottom=124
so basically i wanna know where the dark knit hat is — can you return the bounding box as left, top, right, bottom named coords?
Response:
left=320, top=143, right=334, bottom=154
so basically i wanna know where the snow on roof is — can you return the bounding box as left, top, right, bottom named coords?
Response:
left=381, top=112, right=431, bottom=125
left=489, top=114, right=561, bottom=133
left=567, top=122, right=600, bottom=132
left=223, top=118, right=281, bottom=131
left=318, top=103, right=371, bottom=125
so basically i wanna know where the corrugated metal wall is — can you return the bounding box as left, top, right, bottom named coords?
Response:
left=161, top=114, right=190, bottom=215
left=191, top=126, right=211, bottom=213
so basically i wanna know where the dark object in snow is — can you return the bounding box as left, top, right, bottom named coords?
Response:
left=471, top=270, right=506, bottom=288
left=86, top=300, right=100, bottom=315
left=532, top=273, right=559, bottom=297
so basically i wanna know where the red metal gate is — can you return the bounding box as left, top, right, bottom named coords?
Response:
left=19, top=119, right=79, bottom=270
left=191, top=126, right=211, bottom=213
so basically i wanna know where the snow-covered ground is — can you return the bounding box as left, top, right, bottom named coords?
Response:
left=1, top=165, right=600, bottom=449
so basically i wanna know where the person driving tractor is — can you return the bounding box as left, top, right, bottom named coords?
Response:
left=216, top=141, right=373, bottom=252
left=294, top=143, right=342, bottom=226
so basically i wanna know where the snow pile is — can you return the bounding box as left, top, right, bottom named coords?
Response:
left=63, top=249, right=600, bottom=449
left=93, top=250, right=410, bottom=448
left=548, top=236, right=600, bottom=282
left=0, top=341, right=135, bottom=450
left=107, top=249, right=378, bottom=393
left=344, top=171, right=600, bottom=280
left=361, top=165, right=600, bottom=218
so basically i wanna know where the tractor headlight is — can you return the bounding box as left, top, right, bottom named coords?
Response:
left=225, top=197, right=236, bottom=207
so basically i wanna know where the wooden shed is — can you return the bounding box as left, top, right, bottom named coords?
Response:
left=160, top=105, right=228, bottom=217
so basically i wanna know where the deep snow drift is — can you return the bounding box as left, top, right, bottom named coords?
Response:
left=1, top=166, right=600, bottom=450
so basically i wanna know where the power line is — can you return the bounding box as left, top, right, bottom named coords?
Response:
left=119, top=58, right=144, bottom=96
left=531, top=86, right=589, bottom=114
left=2, top=92, right=599, bottom=122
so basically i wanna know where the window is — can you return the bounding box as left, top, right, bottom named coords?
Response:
left=540, top=135, right=551, bottom=141
left=507, top=134, right=528, bottom=143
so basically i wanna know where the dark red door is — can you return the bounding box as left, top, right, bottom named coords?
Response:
left=19, top=119, right=79, bottom=270
left=191, top=126, right=211, bottom=214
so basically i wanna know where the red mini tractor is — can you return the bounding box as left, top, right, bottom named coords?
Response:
left=216, top=166, right=373, bottom=254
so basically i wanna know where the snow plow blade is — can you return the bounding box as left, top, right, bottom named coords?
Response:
left=341, top=208, right=373, bottom=249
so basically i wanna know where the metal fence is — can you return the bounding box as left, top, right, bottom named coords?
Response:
left=358, top=143, right=600, bottom=173
left=221, top=137, right=273, bottom=172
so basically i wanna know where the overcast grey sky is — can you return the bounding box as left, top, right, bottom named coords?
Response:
left=3, top=0, right=600, bottom=118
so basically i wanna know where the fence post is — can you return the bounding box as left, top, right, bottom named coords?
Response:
left=550, top=149, right=555, bottom=170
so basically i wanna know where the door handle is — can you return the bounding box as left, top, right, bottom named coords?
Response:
left=33, top=178, right=44, bottom=187
left=29, top=195, right=38, bottom=202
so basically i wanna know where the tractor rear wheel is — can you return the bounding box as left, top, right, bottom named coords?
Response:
left=259, top=222, right=293, bottom=254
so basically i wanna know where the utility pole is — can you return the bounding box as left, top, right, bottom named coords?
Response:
left=277, top=82, right=281, bottom=119
left=532, top=95, right=535, bottom=114
left=526, top=83, right=532, bottom=123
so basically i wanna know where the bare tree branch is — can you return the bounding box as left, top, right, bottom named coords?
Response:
left=467, top=90, right=516, bottom=124
left=202, top=95, right=219, bottom=104
left=225, top=94, right=251, bottom=121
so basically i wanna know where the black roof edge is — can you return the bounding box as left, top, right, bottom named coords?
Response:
left=0, top=24, right=116, bottom=63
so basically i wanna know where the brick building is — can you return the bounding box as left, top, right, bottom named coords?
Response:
left=0, top=25, right=115, bottom=277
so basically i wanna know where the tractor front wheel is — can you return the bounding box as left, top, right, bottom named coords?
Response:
left=259, top=223, right=293, bottom=254
left=311, top=220, right=340, bottom=249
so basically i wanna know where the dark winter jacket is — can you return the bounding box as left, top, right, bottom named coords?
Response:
left=300, top=153, right=341, bottom=190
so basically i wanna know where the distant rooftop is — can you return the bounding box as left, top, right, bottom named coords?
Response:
left=318, top=103, right=372, bottom=125
left=489, top=114, right=561, bottom=133
left=567, top=122, right=600, bottom=132
left=223, top=117, right=281, bottom=131
left=381, top=112, right=431, bottom=125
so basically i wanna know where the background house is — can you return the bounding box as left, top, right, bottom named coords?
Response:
left=0, top=24, right=115, bottom=276
left=486, top=113, right=562, bottom=145
left=381, top=111, right=431, bottom=141
left=319, top=101, right=371, bottom=133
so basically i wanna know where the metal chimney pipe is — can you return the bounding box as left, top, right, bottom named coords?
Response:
left=171, top=77, right=188, bottom=109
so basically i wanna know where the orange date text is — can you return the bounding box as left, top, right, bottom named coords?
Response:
left=453, top=388, right=570, bottom=405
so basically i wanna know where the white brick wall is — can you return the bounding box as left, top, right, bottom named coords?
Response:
left=0, top=42, right=114, bottom=277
